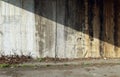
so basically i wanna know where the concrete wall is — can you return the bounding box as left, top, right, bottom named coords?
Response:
left=1, top=0, right=120, bottom=59
left=0, top=0, right=39, bottom=58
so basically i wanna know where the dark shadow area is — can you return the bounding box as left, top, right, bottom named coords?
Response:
left=2, top=0, right=120, bottom=51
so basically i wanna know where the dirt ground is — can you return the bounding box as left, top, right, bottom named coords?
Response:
left=0, top=63, right=120, bottom=77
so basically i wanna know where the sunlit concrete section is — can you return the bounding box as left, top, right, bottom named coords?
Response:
left=0, top=0, right=39, bottom=58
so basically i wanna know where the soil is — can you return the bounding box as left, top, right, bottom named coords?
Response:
left=0, top=62, right=120, bottom=77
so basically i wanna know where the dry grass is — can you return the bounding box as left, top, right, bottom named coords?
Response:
left=0, top=55, right=32, bottom=64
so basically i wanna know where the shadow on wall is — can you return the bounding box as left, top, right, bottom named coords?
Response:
left=2, top=0, right=120, bottom=57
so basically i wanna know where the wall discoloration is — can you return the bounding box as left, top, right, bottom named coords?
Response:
left=103, top=0, right=115, bottom=57
left=114, top=0, right=120, bottom=57
left=91, top=0, right=100, bottom=57
left=35, top=0, right=56, bottom=58
left=1, top=0, right=120, bottom=58
left=56, top=0, right=66, bottom=58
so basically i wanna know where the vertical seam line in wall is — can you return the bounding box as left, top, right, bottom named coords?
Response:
left=55, top=0, right=58, bottom=59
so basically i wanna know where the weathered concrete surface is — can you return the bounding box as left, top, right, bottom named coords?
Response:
left=2, top=0, right=120, bottom=59
left=0, top=0, right=39, bottom=58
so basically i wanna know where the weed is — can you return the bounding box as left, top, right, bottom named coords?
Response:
left=64, top=64, right=69, bottom=66
left=46, top=65, right=50, bottom=67
left=81, top=62, right=90, bottom=67
left=38, top=58, right=44, bottom=62
left=0, top=64, right=10, bottom=68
